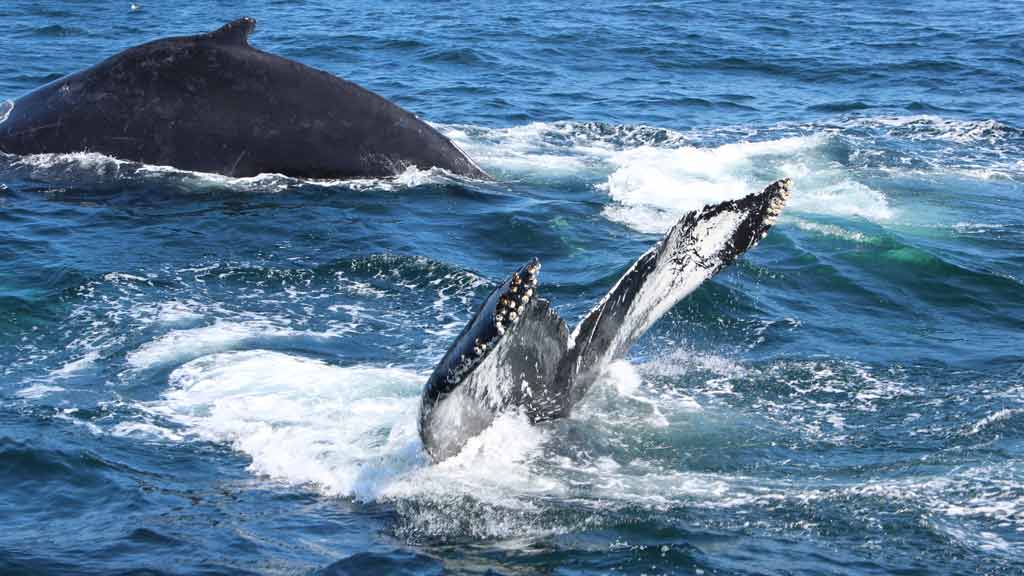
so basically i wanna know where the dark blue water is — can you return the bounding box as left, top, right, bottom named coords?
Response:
left=2, top=1, right=1023, bottom=574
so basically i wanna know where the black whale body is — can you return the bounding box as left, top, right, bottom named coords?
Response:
left=0, top=17, right=487, bottom=179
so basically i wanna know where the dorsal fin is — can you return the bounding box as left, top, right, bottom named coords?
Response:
left=206, top=17, right=256, bottom=46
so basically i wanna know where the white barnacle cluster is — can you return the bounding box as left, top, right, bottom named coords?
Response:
left=766, top=178, right=792, bottom=223
left=444, top=260, right=541, bottom=385
left=757, top=178, right=793, bottom=242
left=494, top=260, right=539, bottom=335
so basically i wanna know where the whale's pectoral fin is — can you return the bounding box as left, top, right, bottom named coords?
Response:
left=558, top=178, right=793, bottom=407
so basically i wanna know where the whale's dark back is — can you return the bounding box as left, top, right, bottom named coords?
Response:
left=0, top=18, right=487, bottom=179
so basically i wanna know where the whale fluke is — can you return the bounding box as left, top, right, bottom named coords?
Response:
left=419, top=178, right=792, bottom=461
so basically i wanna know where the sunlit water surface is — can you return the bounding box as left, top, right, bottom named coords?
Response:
left=1, top=1, right=1022, bottom=574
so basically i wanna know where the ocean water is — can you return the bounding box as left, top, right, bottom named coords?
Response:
left=1, top=1, right=1022, bottom=574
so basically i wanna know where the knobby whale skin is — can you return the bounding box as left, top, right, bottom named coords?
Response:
left=420, top=179, right=793, bottom=461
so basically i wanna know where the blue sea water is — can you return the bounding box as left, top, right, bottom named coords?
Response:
left=1, top=1, right=1023, bottom=574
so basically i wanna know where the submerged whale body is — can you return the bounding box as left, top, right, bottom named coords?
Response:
left=0, top=17, right=487, bottom=179
left=420, top=179, right=792, bottom=461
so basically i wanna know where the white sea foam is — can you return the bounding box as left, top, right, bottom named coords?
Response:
left=13, top=151, right=128, bottom=178
left=155, top=300, right=204, bottom=326
left=444, top=123, right=897, bottom=233
left=148, top=350, right=714, bottom=504
left=792, top=218, right=873, bottom=243
left=125, top=321, right=333, bottom=371
left=953, top=222, right=1006, bottom=235
left=443, top=122, right=611, bottom=180
left=50, top=350, right=101, bottom=379
left=150, top=349, right=563, bottom=512
left=134, top=345, right=1024, bottom=550
left=964, top=408, right=1024, bottom=436
left=5, top=150, right=454, bottom=193
left=846, top=464, right=1024, bottom=556
left=147, top=348, right=753, bottom=534
left=843, top=115, right=1019, bottom=145
left=382, top=412, right=559, bottom=506
left=602, top=136, right=893, bottom=232
left=332, top=165, right=459, bottom=191
left=153, top=350, right=426, bottom=498
left=14, top=117, right=1007, bottom=235
left=15, top=383, right=66, bottom=399
left=7, top=115, right=1018, bottom=203
left=110, top=421, right=184, bottom=442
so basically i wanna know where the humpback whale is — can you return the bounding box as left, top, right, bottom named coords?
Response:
left=0, top=18, right=487, bottom=179
left=420, top=179, right=792, bottom=461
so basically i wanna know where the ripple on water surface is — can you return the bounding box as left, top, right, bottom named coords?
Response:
left=2, top=31, right=1023, bottom=569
